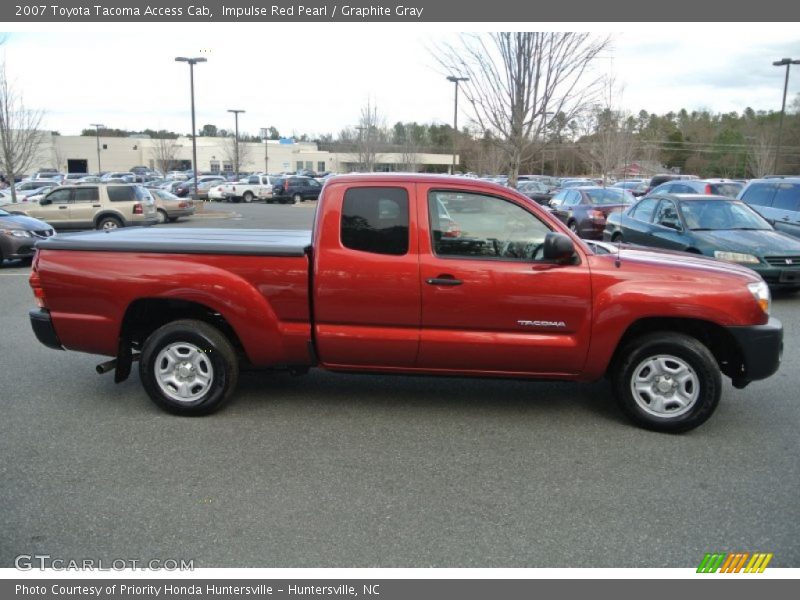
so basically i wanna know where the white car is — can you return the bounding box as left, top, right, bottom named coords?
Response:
left=207, top=183, right=228, bottom=201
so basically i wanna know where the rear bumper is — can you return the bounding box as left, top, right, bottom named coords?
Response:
left=726, top=317, right=783, bottom=382
left=29, top=309, right=64, bottom=350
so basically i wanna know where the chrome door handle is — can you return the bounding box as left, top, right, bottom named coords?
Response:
left=426, top=277, right=463, bottom=286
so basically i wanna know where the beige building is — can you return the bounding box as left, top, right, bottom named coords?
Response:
left=28, top=133, right=454, bottom=175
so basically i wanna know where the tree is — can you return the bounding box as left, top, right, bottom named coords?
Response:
left=747, top=130, right=776, bottom=178
left=0, top=60, right=45, bottom=202
left=434, top=32, right=609, bottom=186
left=221, top=134, right=251, bottom=175
left=356, top=99, right=386, bottom=171
left=200, top=124, right=217, bottom=137
left=150, top=135, right=181, bottom=173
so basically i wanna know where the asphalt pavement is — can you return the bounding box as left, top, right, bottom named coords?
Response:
left=1, top=201, right=798, bottom=568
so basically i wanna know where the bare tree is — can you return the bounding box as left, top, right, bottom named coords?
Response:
left=356, top=99, right=386, bottom=171
left=0, top=61, right=45, bottom=202
left=435, top=32, right=610, bottom=187
left=747, top=130, right=776, bottom=178
left=221, top=134, right=252, bottom=176
left=581, top=78, right=638, bottom=182
left=150, top=136, right=181, bottom=173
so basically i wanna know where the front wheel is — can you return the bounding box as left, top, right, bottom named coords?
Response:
left=243, top=191, right=254, bottom=203
left=293, top=193, right=302, bottom=204
left=612, top=332, right=721, bottom=433
left=139, top=319, right=239, bottom=416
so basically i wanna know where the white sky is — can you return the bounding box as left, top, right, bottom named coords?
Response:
left=2, top=23, right=800, bottom=138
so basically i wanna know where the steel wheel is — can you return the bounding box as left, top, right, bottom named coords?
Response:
left=629, top=354, right=699, bottom=418
left=154, top=342, right=214, bottom=403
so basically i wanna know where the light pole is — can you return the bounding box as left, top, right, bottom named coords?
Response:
left=175, top=56, right=206, bottom=199
left=260, top=127, right=269, bottom=174
left=227, top=109, right=245, bottom=180
left=773, top=58, right=800, bottom=175
left=90, top=123, right=104, bottom=174
left=446, top=75, right=469, bottom=175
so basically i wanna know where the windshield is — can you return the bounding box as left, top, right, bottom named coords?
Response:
left=679, top=200, right=771, bottom=230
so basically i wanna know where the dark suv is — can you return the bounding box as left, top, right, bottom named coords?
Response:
left=271, top=176, right=323, bottom=204
left=738, top=177, right=800, bottom=240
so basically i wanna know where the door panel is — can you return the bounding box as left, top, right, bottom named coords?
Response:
left=417, top=185, right=592, bottom=374
left=312, top=182, right=421, bottom=367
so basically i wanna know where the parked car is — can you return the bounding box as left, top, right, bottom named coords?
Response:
left=148, top=189, right=195, bottom=224
left=30, top=171, right=64, bottom=183
left=101, top=172, right=136, bottom=183
left=647, top=178, right=743, bottom=198
left=207, top=183, right=228, bottom=201
left=175, top=176, right=225, bottom=198
left=14, top=184, right=157, bottom=230
left=15, top=180, right=59, bottom=194
left=548, top=186, right=635, bottom=239
left=75, top=175, right=102, bottom=184
left=62, top=173, right=90, bottom=185
left=4, top=183, right=56, bottom=204
left=270, top=175, right=323, bottom=203
left=516, top=180, right=553, bottom=205
left=195, top=178, right=227, bottom=200
left=645, top=173, right=698, bottom=194
left=612, top=180, right=649, bottom=196
left=737, top=177, right=800, bottom=240
left=221, top=174, right=276, bottom=203
left=0, top=208, right=55, bottom=263
left=603, top=193, right=800, bottom=288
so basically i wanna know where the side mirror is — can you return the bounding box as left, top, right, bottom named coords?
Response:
left=39, top=198, right=52, bottom=206
left=543, top=232, right=575, bottom=263
left=548, top=199, right=559, bottom=208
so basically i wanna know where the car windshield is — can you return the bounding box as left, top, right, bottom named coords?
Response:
left=679, top=200, right=771, bottom=231
left=585, top=188, right=631, bottom=205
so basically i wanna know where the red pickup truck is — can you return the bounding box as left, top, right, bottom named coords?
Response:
left=28, top=174, right=783, bottom=432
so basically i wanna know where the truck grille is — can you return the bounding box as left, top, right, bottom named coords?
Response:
left=764, top=255, right=800, bottom=267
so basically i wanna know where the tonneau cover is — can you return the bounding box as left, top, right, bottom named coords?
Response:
left=35, top=228, right=312, bottom=257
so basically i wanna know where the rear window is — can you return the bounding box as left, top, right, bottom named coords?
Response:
left=341, top=187, right=409, bottom=256
left=740, top=183, right=776, bottom=207
left=106, top=186, right=137, bottom=202
left=709, top=183, right=743, bottom=198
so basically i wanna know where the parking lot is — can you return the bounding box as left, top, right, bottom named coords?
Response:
left=1, top=200, right=799, bottom=568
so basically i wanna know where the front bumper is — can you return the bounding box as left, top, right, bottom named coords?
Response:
left=752, top=265, right=800, bottom=288
left=29, top=309, right=64, bottom=350
left=726, top=317, right=783, bottom=382
left=0, top=235, right=36, bottom=259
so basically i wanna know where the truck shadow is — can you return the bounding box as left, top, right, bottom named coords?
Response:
left=233, top=369, right=626, bottom=426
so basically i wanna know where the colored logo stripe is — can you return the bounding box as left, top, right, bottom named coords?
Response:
left=697, top=552, right=773, bottom=573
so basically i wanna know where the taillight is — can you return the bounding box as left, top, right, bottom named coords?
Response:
left=133, top=203, right=143, bottom=214
left=284, top=180, right=289, bottom=191
left=178, top=202, right=188, bottom=208
left=704, top=184, right=712, bottom=194
left=29, top=268, right=47, bottom=309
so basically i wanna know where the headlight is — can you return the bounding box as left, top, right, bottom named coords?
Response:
left=1, top=229, right=32, bottom=237
left=747, top=281, right=771, bottom=315
left=714, top=251, right=760, bottom=264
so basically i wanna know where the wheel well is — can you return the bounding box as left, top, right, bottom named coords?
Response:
left=120, top=298, right=245, bottom=357
left=684, top=247, right=702, bottom=254
left=607, top=317, right=744, bottom=380
left=94, top=212, right=123, bottom=226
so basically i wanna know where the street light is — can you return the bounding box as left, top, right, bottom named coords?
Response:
left=260, top=127, right=269, bottom=174
left=773, top=57, right=800, bottom=175
left=446, top=76, right=469, bottom=175
left=175, top=56, right=206, bottom=200
left=227, top=109, right=245, bottom=181
left=89, top=123, right=104, bottom=174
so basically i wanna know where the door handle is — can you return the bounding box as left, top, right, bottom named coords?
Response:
left=58, top=206, right=68, bottom=209
left=426, top=277, right=463, bottom=286
left=93, top=204, right=101, bottom=208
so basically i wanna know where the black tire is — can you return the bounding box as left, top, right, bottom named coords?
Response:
left=611, top=232, right=623, bottom=243
left=293, top=193, right=302, bottom=204
left=612, top=332, right=721, bottom=433
left=156, top=209, right=168, bottom=224
left=168, top=217, right=179, bottom=223
left=96, top=215, right=123, bottom=230
left=139, top=319, right=239, bottom=416
left=243, top=191, right=254, bottom=203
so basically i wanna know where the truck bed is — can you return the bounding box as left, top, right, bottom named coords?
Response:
left=35, top=228, right=312, bottom=257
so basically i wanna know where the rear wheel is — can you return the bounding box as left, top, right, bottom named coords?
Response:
left=96, top=216, right=122, bottom=230
left=243, top=191, right=254, bottom=203
left=139, top=319, right=238, bottom=416
left=293, top=193, right=302, bottom=204
left=156, top=209, right=168, bottom=224
left=612, top=332, right=721, bottom=433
